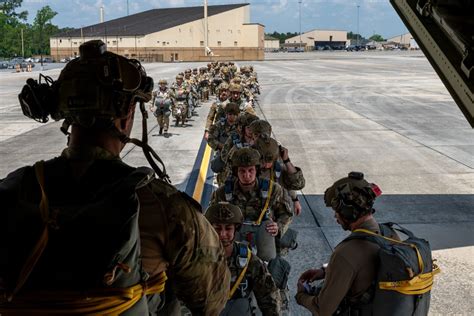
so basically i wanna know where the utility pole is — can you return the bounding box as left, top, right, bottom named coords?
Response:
left=204, top=0, right=208, bottom=56
left=21, top=28, right=24, bottom=57
left=357, top=4, right=360, bottom=46
left=298, top=0, right=302, bottom=50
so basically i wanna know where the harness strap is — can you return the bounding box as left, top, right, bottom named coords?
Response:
left=7, top=161, right=52, bottom=302
left=254, top=173, right=274, bottom=226
left=0, top=272, right=167, bottom=315
left=229, top=248, right=252, bottom=299
left=352, top=228, right=440, bottom=295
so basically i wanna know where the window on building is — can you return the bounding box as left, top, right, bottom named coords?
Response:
left=112, top=40, right=117, bottom=45
left=200, top=41, right=204, bottom=46
left=217, top=41, right=221, bottom=46
left=162, top=42, right=166, bottom=46
left=330, top=35, right=333, bottom=42
left=120, top=38, right=122, bottom=41
left=234, top=41, right=238, bottom=46
left=73, top=42, right=78, bottom=45
left=59, top=39, right=62, bottom=43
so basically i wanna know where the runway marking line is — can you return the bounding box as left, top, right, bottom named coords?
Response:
left=192, top=143, right=212, bottom=203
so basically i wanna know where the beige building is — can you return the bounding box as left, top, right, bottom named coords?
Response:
left=264, top=35, right=280, bottom=52
left=284, top=29, right=347, bottom=50
left=50, top=4, right=264, bottom=62
left=387, top=33, right=419, bottom=49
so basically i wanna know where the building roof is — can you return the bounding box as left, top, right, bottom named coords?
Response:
left=52, top=4, right=249, bottom=38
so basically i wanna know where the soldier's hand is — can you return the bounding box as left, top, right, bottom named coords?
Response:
left=299, top=268, right=324, bottom=283
left=265, top=221, right=278, bottom=236
left=280, top=146, right=289, bottom=161
left=204, top=131, right=209, bottom=140
left=294, top=200, right=302, bottom=216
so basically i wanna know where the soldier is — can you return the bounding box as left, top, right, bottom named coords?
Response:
left=207, top=102, right=240, bottom=152
left=296, top=172, right=398, bottom=315
left=211, top=148, right=284, bottom=262
left=228, top=83, right=256, bottom=116
left=205, top=82, right=230, bottom=140
left=184, top=69, right=198, bottom=117
left=249, top=119, right=272, bottom=141
left=169, top=74, right=190, bottom=125
left=150, top=79, right=172, bottom=137
left=253, top=137, right=305, bottom=220
left=0, top=40, right=230, bottom=315
left=205, top=202, right=281, bottom=316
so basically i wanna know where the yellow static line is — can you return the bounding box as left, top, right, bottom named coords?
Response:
left=193, top=144, right=212, bottom=203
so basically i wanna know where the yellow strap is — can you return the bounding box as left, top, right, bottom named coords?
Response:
left=228, top=248, right=252, bottom=299
left=353, top=228, right=424, bottom=273
left=8, top=161, right=51, bottom=301
left=0, top=271, right=167, bottom=315
left=254, top=172, right=274, bottom=226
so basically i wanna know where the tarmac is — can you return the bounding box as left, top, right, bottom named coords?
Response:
left=1, top=50, right=473, bottom=315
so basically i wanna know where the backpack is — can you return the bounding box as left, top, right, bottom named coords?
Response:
left=343, top=222, right=440, bottom=316
left=0, top=158, right=164, bottom=314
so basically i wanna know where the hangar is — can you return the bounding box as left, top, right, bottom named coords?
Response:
left=49, top=3, right=264, bottom=62
left=284, top=29, right=347, bottom=51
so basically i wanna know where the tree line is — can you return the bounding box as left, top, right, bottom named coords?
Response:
left=0, top=0, right=72, bottom=58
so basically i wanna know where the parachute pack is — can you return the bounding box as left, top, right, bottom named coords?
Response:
left=343, top=222, right=440, bottom=316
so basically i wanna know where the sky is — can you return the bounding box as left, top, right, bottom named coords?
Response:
left=19, top=0, right=408, bottom=39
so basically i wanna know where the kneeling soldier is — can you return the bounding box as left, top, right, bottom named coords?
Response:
left=205, top=202, right=281, bottom=316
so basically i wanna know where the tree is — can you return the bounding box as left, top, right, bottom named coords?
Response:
left=32, top=5, right=57, bottom=61
left=0, top=0, right=28, bottom=24
left=369, top=34, right=385, bottom=42
left=0, top=0, right=28, bottom=57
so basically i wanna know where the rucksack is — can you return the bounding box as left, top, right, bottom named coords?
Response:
left=0, top=158, right=165, bottom=314
left=343, top=222, right=440, bottom=316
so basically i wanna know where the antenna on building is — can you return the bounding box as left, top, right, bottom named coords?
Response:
left=100, top=6, right=105, bottom=23
left=204, top=0, right=209, bottom=56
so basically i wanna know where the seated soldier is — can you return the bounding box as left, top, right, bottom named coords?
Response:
left=211, top=148, right=284, bottom=262
left=205, top=202, right=281, bottom=316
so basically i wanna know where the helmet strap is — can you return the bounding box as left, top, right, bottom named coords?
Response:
left=112, top=101, right=171, bottom=183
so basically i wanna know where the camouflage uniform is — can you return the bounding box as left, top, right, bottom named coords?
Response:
left=207, top=109, right=238, bottom=152
left=151, top=81, right=172, bottom=135
left=211, top=177, right=283, bottom=262
left=222, top=242, right=281, bottom=316
left=229, top=84, right=256, bottom=116
left=205, top=83, right=230, bottom=132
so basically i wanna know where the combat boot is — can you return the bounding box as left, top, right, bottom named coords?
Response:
left=159, top=127, right=163, bottom=135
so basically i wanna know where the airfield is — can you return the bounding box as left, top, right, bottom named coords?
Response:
left=1, top=50, right=473, bottom=315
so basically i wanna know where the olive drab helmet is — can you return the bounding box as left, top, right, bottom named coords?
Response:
left=229, top=83, right=242, bottom=93
left=225, top=102, right=240, bottom=115
left=205, top=202, right=244, bottom=226
left=19, top=40, right=153, bottom=126
left=218, top=82, right=230, bottom=92
left=249, top=119, right=272, bottom=138
left=176, top=74, right=184, bottom=80
left=231, top=147, right=261, bottom=168
left=237, top=113, right=259, bottom=128
left=158, top=79, right=168, bottom=85
left=324, top=172, right=382, bottom=222
left=253, top=137, right=279, bottom=163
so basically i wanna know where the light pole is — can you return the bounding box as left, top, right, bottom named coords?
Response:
left=356, top=4, right=360, bottom=47
left=298, top=0, right=302, bottom=50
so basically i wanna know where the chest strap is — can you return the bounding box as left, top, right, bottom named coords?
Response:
left=229, top=247, right=252, bottom=299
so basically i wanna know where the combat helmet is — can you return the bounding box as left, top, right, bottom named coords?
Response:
left=249, top=119, right=272, bottom=138
left=253, top=137, right=279, bottom=163
left=229, top=83, right=242, bottom=93
left=225, top=102, right=240, bottom=115
left=218, top=82, right=230, bottom=91
left=231, top=147, right=261, bottom=168
left=324, top=172, right=382, bottom=222
left=205, top=202, right=243, bottom=225
left=158, top=79, right=168, bottom=85
left=176, top=74, right=184, bottom=80
left=237, top=113, right=259, bottom=128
